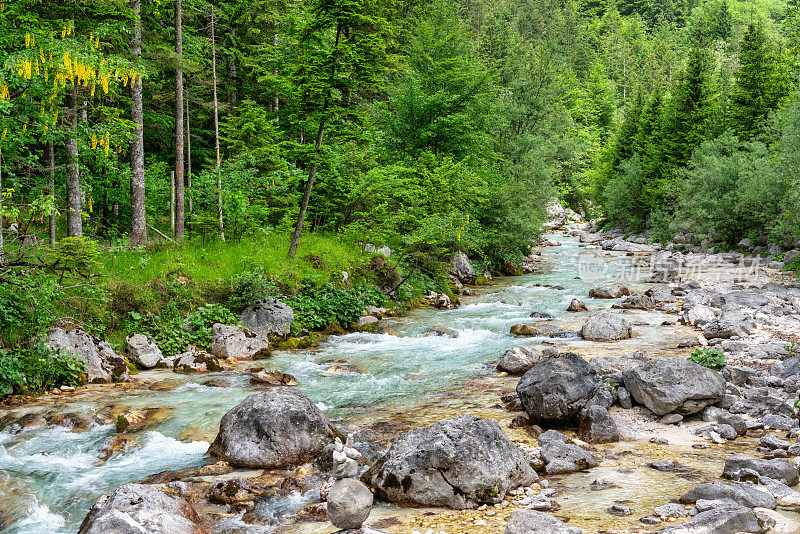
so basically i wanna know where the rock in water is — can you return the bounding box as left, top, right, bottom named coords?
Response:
left=516, top=353, right=599, bottom=425
left=622, top=357, right=725, bottom=416
left=124, top=333, right=163, bottom=368
left=209, top=323, right=270, bottom=360
left=47, top=326, right=128, bottom=383
left=173, top=348, right=222, bottom=373
left=354, top=316, right=379, bottom=332
left=657, top=504, right=762, bottom=534
left=497, top=347, right=546, bottom=375
left=78, top=483, right=205, bottom=534
left=504, top=510, right=583, bottom=533
left=327, top=478, right=373, bottom=530
left=451, top=251, right=477, bottom=285
left=567, top=298, right=588, bottom=312
left=679, top=481, right=777, bottom=509
left=578, top=406, right=620, bottom=443
left=240, top=299, right=294, bottom=339
left=722, top=455, right=799, bottom=486
left=580, top=312, right=632, bottom=341
left=368, top=414, right=536, bottom=509
left=589, top=284, right=631, bottom=299
left=208, top=388, right=338, bottom=468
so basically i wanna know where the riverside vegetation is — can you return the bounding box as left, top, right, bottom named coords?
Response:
left=2, top=0, right=800, bottom=532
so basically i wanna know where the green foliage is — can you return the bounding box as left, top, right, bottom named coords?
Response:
left=0, top=344, right=85, bottom=395
left=228, top=268, right=279, bottom=311
left=288, top=283, right=369, bottom=330
left=127, top=303, right=238, bottom=357
left=687, top=347, right=726, bottom=370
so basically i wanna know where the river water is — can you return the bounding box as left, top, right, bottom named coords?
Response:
left=1, top=234, right=780, bottom=533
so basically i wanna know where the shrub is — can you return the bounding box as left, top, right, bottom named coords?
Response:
left=128, top=303, right=239, bottom=356
left=687, top=347, right=726, bottom=370
left=0, top=343, right=85, bottom=395
left=228, top=268, right=278, bottom=311
left=288, top=283, right=385, bottom=330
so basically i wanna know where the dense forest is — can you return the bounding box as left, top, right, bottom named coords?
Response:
left=1, top=0, right=799, bottom=390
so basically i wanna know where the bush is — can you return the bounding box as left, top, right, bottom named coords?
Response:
left=228, top=268, right=278, bottom=311
left=687, top=347, right=726, bottom=370
left=0, top=343, right=85, bottom=394
left=288, top=283, right=385, bottom=330
left=128, top=303, right=239, bottom=356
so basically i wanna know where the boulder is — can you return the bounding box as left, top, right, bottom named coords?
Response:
left=451, top=251, right=477, bottom=285
left=124, top=334, right=163, bottom=368
left=368, top=415, right=536, bottom=509
left=510, top=322, right=564, bottom=337
left=47, top=326, right=128, bottom=383
left=580, top=312, right=632, bottom=341
left=612, top=294, right=657, bottom=310
left=208, top=388, right=338, bottom=468
left=209, top=323, right=270, bottom=360
left=504, top=510, right=583, bottom=534
left=173, top=348, right=222, bottom=373
left=679, top=482, right=777, bottom=509
left=327, top=478, right=373, bottom=530
left=516, top=353, right=599, bottom=425
left=539, top=437, right=600, bottom=474
left=250, top=369, right=298, bottom=386
left=578, top=406, right=619, bottom=443
left=497, top=347, right=546, bottom=375
left=239, top=299, right=294, bottom=339
left=622, top=357, right=725, bottom=416
left=682, top=305, right=717, bottom=327
left=589, top=284, right=631, bottom=299
left=657, top=504, right=762, bottom=534
left=722, top=456, right=799, bottom=486
left=354, top=316, right=379, bottom=332
left=78, top=483, right=205, bottom=534
left=567, top=299, right=588, bottom=312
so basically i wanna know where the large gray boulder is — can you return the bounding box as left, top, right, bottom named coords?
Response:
left=589, top=284, right=631, bottom=299
left=497, top=347, right=547, bottom=375
left=78, top=483, right=205, bottom=534
left=722, top=455, right=799, bottom=486
left=622, top=357, right=725, bottom=416
left=504, top=510, right=583, bottom=534
left=47, top=326, right=128, bottom=383
left=580, top=312, right=632, bottom=341
left=539, top=437, right=600, bottom=474
left=239, top=299, right=294, bottom=339
left=327, top=478, right=373, bottom=530
left=516, top=353, right=599, bottom=425
left=208, top=388, right=338, bottom=468
left=368, top=415, right=536, bottom=509
left=578, top=406, right=619, bottom=443
left=209, top=323, right=270, bottom=360
left=124, top=334, right=163, bottom=368
left=451, top=251, right=477, bottom=285
left=657, top=504, right=762, bottom=534
left=679, top=482, right=777, bottom=509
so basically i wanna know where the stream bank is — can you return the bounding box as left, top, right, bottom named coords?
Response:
left=2, top=220, right=800, bottom=534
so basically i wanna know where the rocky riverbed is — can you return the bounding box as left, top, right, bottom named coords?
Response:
left=2, top=215, right=800, bottom=534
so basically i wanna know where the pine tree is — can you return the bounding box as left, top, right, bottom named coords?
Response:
left=729, top=19, right=787, bottom=140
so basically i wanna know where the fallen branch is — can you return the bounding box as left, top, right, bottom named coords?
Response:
left=147, top=224, right=174, bottom=242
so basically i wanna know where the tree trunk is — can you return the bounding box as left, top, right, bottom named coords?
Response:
left=65, top=83, right=82, bottom=237
left=48, top=140, right=56, bottom=245
left=174, top=0, right=185, bottom=239
left=0, top=155, right=3, bottom=263
left=288, top=117, right=326, bottom=259
left=228, top=28, right=237, bottom=107
left=211, top=4, right=225, bottom=241
left=170, top=170, right=176, bottom=236
left=186, top=86, right=192, bottom=220
left=130, top=0, right=147, bottom=244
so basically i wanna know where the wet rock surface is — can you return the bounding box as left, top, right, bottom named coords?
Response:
left=47, top=326, right=129, bottom=383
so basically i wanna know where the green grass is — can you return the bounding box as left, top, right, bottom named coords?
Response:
left=101, top=233, right=369, bottom=291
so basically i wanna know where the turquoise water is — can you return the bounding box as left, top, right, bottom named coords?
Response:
left=0, top=235, right=646, bottom=533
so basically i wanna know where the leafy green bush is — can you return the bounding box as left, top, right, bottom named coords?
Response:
left=128, top=303, right=239, bottom=356
left=0, top=343, right=85, bottom=395
left=289, top=284, right=376, bottom=330
left=687, top=347, right=726, bottom=370
left=228, top=268, right=278, bottom=311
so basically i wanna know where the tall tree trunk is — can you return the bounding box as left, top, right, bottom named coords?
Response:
left=0, top=155, right=3, bottom=263
left=211, top=4, right=225, bottom=241
left=288, top=118, right=326, bottom=259
left=170, top=170, right=176, bottom=236
left=65, top=83, right=82, bottom=237
left=228, top=29, right=237, bottom=107
left=130, top=0, right=147, bottom=244
left=48, top=140, right=56, bottom=245
left=174, top=0, right=185, bottom=240
left=186, top=87, right=192, bottom=220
